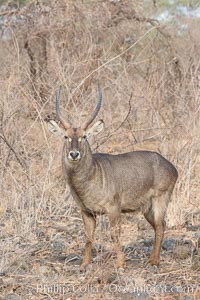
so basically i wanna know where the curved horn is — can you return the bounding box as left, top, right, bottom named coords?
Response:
left=82, top=84, right=102, bottom=130
left=56, top=86, right=71, bottom=129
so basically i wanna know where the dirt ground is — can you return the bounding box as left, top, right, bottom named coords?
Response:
left=1, top=208, right=200, bottom=299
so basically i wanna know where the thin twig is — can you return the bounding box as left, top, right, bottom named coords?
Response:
left=73, top=26, right=159, bottom=96
left=94, top=93, right=132, bottom=151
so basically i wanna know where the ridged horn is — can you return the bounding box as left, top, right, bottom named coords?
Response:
left=82, top=83, right=102, bottom=130
left=56, top=86, right=71, bottom=129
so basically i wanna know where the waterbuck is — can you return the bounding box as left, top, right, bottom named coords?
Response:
left=48, top=85, right=178, bottom=271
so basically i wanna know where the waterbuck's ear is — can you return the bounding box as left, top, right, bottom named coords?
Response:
left=47, top=120, right=66, bottom=138
left=86, top=120, right=104, bottom=138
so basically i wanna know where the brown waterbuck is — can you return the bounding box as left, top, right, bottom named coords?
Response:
left=48, top=85, right=178, bottom=271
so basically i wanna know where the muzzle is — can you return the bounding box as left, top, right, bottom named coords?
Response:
left=68, top=150, right=81, bottom=161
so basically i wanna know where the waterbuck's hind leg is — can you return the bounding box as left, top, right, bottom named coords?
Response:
left=144, top=191, right=172, bottom=266
left=80, top=210, right=96, bottom=271
left=108, top=205, right=125, bottom=269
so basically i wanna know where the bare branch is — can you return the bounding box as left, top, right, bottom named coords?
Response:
left=94, top=93, right=133, bottom=151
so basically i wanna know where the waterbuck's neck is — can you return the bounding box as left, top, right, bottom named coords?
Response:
left=62, top=140, right=95, bottom=187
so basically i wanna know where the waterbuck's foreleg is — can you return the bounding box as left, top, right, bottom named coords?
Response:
left=80, top=210, right=96, bottom=271
left=108, top=206, right=125, bottom=269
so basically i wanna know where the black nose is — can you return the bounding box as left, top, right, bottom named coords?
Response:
left=69, top=151, right=80, bottom=160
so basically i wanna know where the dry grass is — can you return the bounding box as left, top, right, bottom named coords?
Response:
left=0, top=1, right=200, bottom=299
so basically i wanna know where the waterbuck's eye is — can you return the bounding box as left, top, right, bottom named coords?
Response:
left=65, top=136, right=72, bottom=142
left=82, top=135, right=87, bottom=139
left=64, top=135, right=72, bottom=142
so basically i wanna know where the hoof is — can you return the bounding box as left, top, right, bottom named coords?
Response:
left=144, top=260, right=159, bottom=273
left=80, top=263, right=89, bottom=273
left=149, top=259, right=160, bottom=267
left=80, top=260, right=94, bottom=273
left=144, top=257, right=159, bottom=269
